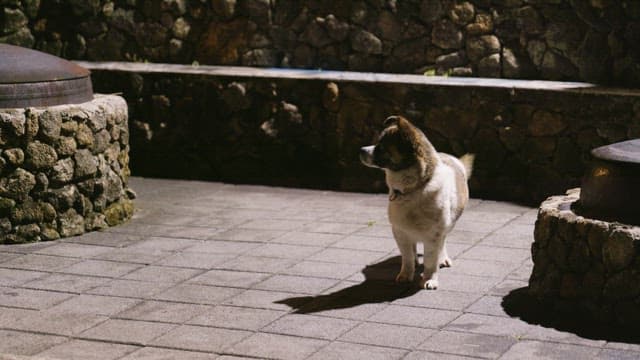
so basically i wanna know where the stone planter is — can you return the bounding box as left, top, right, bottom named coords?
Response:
left=0, top=95, right=134, bottom=243
left=530, top=188, right=640, bottom=324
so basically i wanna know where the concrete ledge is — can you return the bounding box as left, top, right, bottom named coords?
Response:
left=77, top=61, right=602, bottom=92
left=83, top=61, right=640, bottom=204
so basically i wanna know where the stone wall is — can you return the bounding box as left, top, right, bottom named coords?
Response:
left=0, top=95, right=134, bottom=244
left=85, top=64, right=640, bottom=205
left=1, top=1, right=639, bottom=86
left=530, top=189, right=640, bottom=325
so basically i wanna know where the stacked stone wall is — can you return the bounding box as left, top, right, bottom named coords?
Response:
left=87, top=66, right=640, bottom=205
left=531, top=189, right=640, bottom=325
left=0, top=95, right=133, bottom=244
left=1, top=0, right=639, bottom=86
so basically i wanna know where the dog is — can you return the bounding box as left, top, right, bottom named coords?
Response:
left=360, top=115, right=474, bottom=290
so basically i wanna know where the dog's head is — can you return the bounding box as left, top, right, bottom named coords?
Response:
left=360, top=115, right=434, bottom=172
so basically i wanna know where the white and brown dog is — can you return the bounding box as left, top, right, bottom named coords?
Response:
left=360, top=115, right=474, bottom=290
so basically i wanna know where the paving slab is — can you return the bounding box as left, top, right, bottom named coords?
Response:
left=0, top=286, right=72, bottom=310
left=254, top=274, right=341, bottom=294
left=367, top=304, right=460, bottom=329
left=153, top=283, right=242, bottom=305
left=417, top=330, right=515, bottom=358
left=79, top=319, right=176, bottom=345
left=86, top=279, right=173, bottom=299
left=218, top=255, right=296, bottom=273
left=23, top=273, right=109, bottom=293
left=0, top=330, right=67, bottom=356
left=0, top=177, right=634, bottom=359
left=5, top=309, right=108, bottom=336
left=227, top=333, right=328, bottom=360
left=597, top=348, right=640, bottom=360
left=307, top=341, right=407, bottom=360
left=47, top=294, right=139, bottom=316
left=499, top=340, right=601, bottom=360
left=2, top=254, right=80, bottom=272
left=121, top=347, right=218, bottom=360
left=36, top=339, right=140, bottom=360
left=122, top=265, right=204, bottom=283
left=187, top=305, right=285, bottom=331
left=445, top=313, right=536, bottom=338
left=0, top=307, right=37, bottom=327
left=338, top=322, right=435, bottom=349
left=0, top=268, right=47, bottom=287
left=150, top=325, right=252, bottom=353
left=116, top=300, right=210, bottom=324
left=263, top=313, right=358, bottom=340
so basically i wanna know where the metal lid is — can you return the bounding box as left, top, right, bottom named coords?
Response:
left=0, top=43, right=93, bottom=108
left=580, top=139, right=640, bottom=225
left=591, top=139, right=640, bottom=164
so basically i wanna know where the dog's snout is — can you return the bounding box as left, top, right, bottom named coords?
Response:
left=360, top=146, right=374, bottom=158
left=360, top=145, right=376, bottom=167
left=360, top=146, right=372, bottom=157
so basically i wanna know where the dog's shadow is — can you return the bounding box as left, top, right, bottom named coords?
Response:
left=275, top=256, right=422, bottom=313
left=503, top=287, right=640, bottom=344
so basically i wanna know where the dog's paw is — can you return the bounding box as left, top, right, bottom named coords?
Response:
left=420, top=275, right=439, bottom=290
left=395, top=272, right=414, bottom=283
left=422, top=278, right=439, bottom=290
left=439, top=257, right=452, bottom=268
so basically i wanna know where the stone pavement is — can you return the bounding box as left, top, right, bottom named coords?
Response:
left=0, top=177, right=638, bottom=360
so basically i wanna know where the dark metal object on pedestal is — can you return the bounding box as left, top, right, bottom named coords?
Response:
left=0, top=43, right=93, bottom=108
left=579, top=139, right=640, bottom=225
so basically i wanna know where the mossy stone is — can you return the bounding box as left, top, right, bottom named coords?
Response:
left=104, top=199, right=134, bottom=226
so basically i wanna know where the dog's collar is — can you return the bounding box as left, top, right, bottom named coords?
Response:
left=389, top=188, right=404, bottom=201
left=389, top=179, right=429, bottom=201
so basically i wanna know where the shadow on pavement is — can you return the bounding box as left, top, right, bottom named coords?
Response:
left=275, top=256, right=422, bottom=313
left=503, top=287, right=640, bottom=344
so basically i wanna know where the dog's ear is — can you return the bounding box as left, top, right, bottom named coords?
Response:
left=383, top=115, right=401, bottom=128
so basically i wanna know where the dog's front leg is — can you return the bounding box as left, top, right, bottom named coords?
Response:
left=421, top=235, right=445, bottom=290
left=440, top=244, right=452, bottom=268
left=393, top=227, right=416, bottom=283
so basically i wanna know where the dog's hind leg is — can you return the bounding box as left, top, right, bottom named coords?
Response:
left=393, top=228, right=416, bottom=283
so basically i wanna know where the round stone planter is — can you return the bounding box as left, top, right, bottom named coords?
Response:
left=530, top=188, right=640, bottom=324
left=0, top=95, right=133, bottom=243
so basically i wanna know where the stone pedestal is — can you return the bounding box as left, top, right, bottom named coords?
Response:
left=0, top=95, right=133, bottom=243
left=530, top=189, right=640, bottom=324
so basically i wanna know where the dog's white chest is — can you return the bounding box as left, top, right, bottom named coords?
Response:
left=387, top=166, right=458, bottom=236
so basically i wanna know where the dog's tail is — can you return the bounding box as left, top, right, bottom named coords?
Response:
left=459, top=153, right=475, bottom=179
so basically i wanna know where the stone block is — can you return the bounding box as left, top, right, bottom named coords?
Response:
left=431, top=19, right=463, bottom=49
left=38, top=110, right=61, bottom=141
left=603, top=229, right=638, bottom=272
left=25, top=141, right=57, bottom=170
left=0, top=168, right=36, bottom=200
